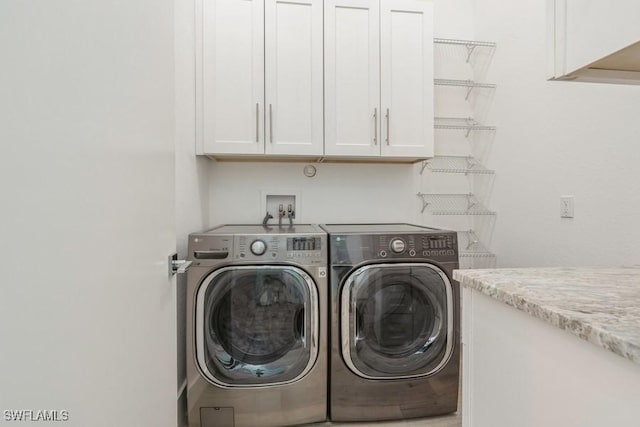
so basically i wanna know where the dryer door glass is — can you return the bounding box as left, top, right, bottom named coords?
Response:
left=341, top=263, right=453, bottom=379
left=196, top=266, right=319, bottom=387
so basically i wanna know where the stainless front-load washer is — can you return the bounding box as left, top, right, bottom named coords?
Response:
left=320, top=223, right=460, bottom=422
left=186, top=225, right=327, bottom=427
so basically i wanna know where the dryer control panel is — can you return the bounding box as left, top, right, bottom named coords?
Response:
left=330, top=232, right=458, bottom=265
left=420, top=234, right=457, bottom=258
left=376, top=233, right=457, bottom=261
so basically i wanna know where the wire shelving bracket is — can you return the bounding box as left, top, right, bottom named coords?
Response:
left=465, top=229, right=480, bottom=250
left=434, top=38, right=497, bottom=63
left=417, top=192, right=430, bottom=213
left=416, top=193, right=496, bottom=216
left=420, top=156, right=495, bottom=175
left=453, top=230, right=496, bottom=259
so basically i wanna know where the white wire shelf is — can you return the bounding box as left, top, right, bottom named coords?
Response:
left=456, top=230, right=496, bottom=258
left=434, top=79, right=496, bottom=100
left=434, top=117, right=496, bottom=137
left=434, top=38, right=497, bottom=62
left=434, top=38, right=497, bottom=48
left=434, top=79, right=496, bottom=89
left=417, top=193, right=496, bottom=216
left=420, top=156, right=494, bottom=175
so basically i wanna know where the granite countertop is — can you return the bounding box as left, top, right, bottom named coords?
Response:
left=453, top=267, right=640, bottom=365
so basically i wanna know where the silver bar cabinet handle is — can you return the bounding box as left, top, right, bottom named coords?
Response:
left=269, top=104, right=273, bottom=144
left=255, top=103, right=259, bottom=142
left=385, top=108, right=390, bottom=145
left=373, top=108, right=377, bottom=145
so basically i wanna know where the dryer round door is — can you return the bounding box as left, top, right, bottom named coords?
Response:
left=195, top=265, right=319, bottom=387
left=341, top=263, right=454, bottom=379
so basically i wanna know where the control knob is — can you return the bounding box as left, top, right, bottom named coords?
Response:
left=390, top=238, right=406, bottom=254
left=250, top=240, right=267, bottom=256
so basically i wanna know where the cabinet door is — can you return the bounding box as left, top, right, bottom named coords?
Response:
left=380, top=0, right=434, bottom=158
left=548, top=0, right=640, bottom=83
left=199, top=0, right=264, bottom=154
left=265, top=0, right=323, bottom=156
left=325, top=0, right=380, bottom=157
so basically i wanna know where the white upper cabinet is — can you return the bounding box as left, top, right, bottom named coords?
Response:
left=265, top=0, right=324, bottom=155
left=198, top=0, right=323, bottom=157
left=199, top=0, right=434, bottom=161
left=380, top=0, right=433, bottom=158
left=198, top=0, right=265, bottom=155
left=548, top=0, right=640, bottom=85
left=324, top=0, right=381, bottom=157
left=325, top=0, right=434, bottom=160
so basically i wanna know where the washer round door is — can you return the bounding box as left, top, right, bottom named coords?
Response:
left=195, top=265, right=319, bottom=387
left=341, top=263, right=454, bottom=379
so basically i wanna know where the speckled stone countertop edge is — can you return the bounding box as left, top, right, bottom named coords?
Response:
left=453, top=269, right=640, bottom=366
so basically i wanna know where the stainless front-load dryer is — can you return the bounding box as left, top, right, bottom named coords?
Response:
left=320, top=223, right=460, bottom=422
left=186, top=225, right=327, bottom=427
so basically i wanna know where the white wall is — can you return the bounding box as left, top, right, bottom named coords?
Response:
left=208, top=161, right=419, bottom=225
left=473, top=0, right=640, bottom=267
left=434, top=0, right=474, bottom=40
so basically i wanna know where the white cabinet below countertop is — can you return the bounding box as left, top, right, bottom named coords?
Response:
left=457, top=268, right=640, bottom=427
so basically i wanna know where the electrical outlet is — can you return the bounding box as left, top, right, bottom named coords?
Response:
left=560, top=196, right=574, bottom=218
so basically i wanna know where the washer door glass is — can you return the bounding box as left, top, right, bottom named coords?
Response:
left=341, top=263, right=453, bottom=379
left=196, top=265, right=318, bottom=387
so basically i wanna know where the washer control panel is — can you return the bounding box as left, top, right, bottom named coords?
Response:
left=236, top=235, right=325, bottom=265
